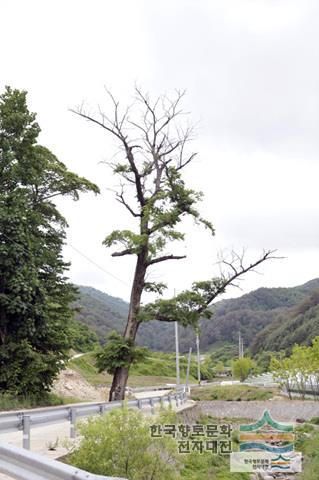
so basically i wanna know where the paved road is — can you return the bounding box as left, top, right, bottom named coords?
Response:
left=0, top=422, right=72, bottom=480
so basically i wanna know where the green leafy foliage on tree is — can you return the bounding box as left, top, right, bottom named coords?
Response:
left=271, top=337, right=319, bottom=400
left=95, top=331, right=149, bottom=375
left=232, top=357, right=255, bottom=382
left=253, top=350, right=280, bottom=374
left=68, top=319, right=99, bottom=353
left=215, top=362, right=226, bottom=376
left=73, top=87, right=275, bottom=400
left=197, top=357, right=215, bottom=381
left=270, top=355, right=294, bottom=399
left=0, top=86, right=99, bottom=396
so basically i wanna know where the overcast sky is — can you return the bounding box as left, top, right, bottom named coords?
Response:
left=1, top=0, right=319, bottom=301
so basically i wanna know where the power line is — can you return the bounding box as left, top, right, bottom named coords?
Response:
left=67, top=243, right=130, bottom=287
left=1, top=231, right=130, bottom=287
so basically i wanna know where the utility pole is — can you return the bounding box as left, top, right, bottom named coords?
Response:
left=238, top=330, right=242, bottom=358
left=196, top=333, right=201, bottom=385
left=239, top=331, right=244, bottom=359
left=175, top=320, right=180, bottom=388
left=174, top=287, right=181, bottom=389
left=186, top=347, right=192, bottom=391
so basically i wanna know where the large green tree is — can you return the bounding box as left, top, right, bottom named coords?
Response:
left=232, top=357, right=255, bottom=382
left=0, top=86, right=99, bottom=396
left=73, top=88, right=275, bottom=400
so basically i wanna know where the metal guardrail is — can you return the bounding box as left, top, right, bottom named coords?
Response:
left=0, top=390, right=188, bottom=450
left=0, top=442, right=127, bottom=480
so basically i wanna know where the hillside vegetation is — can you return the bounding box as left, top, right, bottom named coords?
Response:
left=190, top=385, right=276, bottom=401
left=73, top=286, right=128, bottom=339
left=251, top=289, right=319, bottom=353
left=74, top=280, right=319, bottom=355
left=69, top=351, right=199, bottom=387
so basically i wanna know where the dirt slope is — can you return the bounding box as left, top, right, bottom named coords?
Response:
left=52, top=368, right=108, bottom=401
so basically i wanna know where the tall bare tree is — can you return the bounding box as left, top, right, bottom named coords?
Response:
left=72, top=88, right=277, bottom=400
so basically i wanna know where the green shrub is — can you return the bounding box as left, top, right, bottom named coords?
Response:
left=232, top=358, right=255, bottom=382
left=67, top=407, right=250, bottom=480
left=67, top=406, right=181, bottom=480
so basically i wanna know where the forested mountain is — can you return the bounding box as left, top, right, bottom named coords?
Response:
left=73, top=286, right=128, bottom=339
left=196, top=279, right=319, bottom=353
left=74, top=279, right=319, bottom=354
left=251, top=289, right=319, bottom=353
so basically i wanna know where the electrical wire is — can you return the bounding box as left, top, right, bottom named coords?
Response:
left=1, top=231, right=130, bottom=287
left=67, top=243, right=130, bottom=286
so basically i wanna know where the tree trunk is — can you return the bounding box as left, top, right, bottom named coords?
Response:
left=109, top=252, right=147, bottom=401
left=109, top=366, right=130, bottom=401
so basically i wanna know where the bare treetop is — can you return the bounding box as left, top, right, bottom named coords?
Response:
left=72, top=87, right=213, bottom=264
left=72, top=88, right=197, bottom=208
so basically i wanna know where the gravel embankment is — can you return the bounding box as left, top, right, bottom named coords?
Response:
left=179, top=400, right=319, bottom=423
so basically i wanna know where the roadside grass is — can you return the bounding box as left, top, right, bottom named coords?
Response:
left=295, top=423, right=319, bottom=479
left=0, top=392, right=82, bottom=412
left=69, top=353, right=108, bottom=386
left=130, top=351, right=197, bottom=380
left=180, top=449, right=249, bottom=480
left=190, top=385, right=277, bottom=401
left=180, top=411, right=251, bottom=480
left=69, top=351, right=197, bottom=387
left=195, top=414, right=254, bottom=427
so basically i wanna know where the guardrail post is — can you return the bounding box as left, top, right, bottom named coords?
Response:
left=137, top=399, right=142, bottom=409
left=175, top=394, right=179, bottom=407
left=149, top=398, right=155, bottom=414
left=168, top=394, right=173, bottom=408
left=159, top=396, right=164, bottom=408
left=99, top=404, right=106, bottom=415
left=22, top=415, right=31, bottom=450
left=70, top=408, right=76, bottom=439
